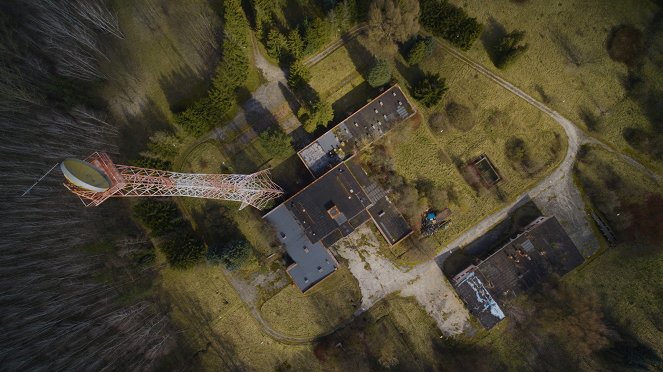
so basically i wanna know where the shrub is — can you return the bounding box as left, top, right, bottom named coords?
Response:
left=445, top=101, right=475, bottom=131
left=413, top=73, right=447, bottom=107
left=428, top=112, right=449, bottom=134
left=406, top=36, right=433, bottom=65
left=367, top=59, right=391, bottom=87
left=505, top=136, right=533, bottom=173
left=607, top=25, right=644, bottom=67
left=208, top=239, right=251, bottom=270
left=368, top=0, right=420, bottom=44
left=259, top=128, right=293, bottom=160
left=161, top=234, right=207, bottom=269
left=420, top=0, right=482, bottom=50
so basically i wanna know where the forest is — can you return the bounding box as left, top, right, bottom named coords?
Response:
left=1, top=0, right=663, bottom=370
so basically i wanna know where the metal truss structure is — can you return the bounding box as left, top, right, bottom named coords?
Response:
left=64, top=152, right=283, bottom=209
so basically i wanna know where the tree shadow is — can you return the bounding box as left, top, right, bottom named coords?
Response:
left=480, top=17, right=507, bottom=66
left=270, top=153, right=314, bottom=196
left=277, top=81, right=302, bottom=119
left=239, top=90, right=280, bottom=135
left=118, top=98, right=171, bottom=162
left=159, top=65, right=214, bottom=113
left=394, top=58, right=424, bottom=94
left=344, top=37, right=376, bottom=81
left=330, top=81, right=379, bottom=123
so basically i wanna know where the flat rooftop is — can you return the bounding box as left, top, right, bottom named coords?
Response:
left=298, top=85, right=415, bottom=177
left=264, top=204, right=338, bottom=291
left=452, top=216, right=584, bottom=329
left=264, top=158, right=412, bottom=291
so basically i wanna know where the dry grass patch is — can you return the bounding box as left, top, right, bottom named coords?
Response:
left=447, top=0, right=663, bottom=170
left=159, top=264, right=320, bottom=370
left=260, top=266, right=361, bottom=338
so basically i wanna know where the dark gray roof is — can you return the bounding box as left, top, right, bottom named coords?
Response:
left=264, top=204, right=337, bottom=291
left=368, top=196, right=412, bottom=245
left=285, top=163, right=371, bottom=245
left=452, top=216, right=584, bottom=329
left=298, top=85, right=416, bottom=177
left=454, top=269, right=505, bottom=329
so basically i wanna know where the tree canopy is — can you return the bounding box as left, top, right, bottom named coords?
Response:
left=420, top=0, right=482, bottom=50
left=493, top=30, right=529, bottom=69
left=368, top=0, right=420, bottom=44
left=413, top=73, right=447, bottom=107
left=258, top=128, right=294, bottom=160
left=367, top=59, right=392, bottom=87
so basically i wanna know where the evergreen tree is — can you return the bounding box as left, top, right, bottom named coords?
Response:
left=367, top=59, right=391, bottom=87
left=413, top=73, right=447, bottom=107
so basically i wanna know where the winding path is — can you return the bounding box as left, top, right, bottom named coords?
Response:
left=218, top=33, right=663, bottom=344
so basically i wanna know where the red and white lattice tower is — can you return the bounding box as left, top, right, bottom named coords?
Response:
left=61, top=152, right=283, bottom=209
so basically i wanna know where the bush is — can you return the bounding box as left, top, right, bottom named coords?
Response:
left=259, top=128, right=293, bottom=160
left=208, top=239, right=251, bottom=270
left=428, top=112, right=449, bottom=134
left=161, top=234, right=207, bottom=269
left=420, top=0, right=482, bottom=50
left=445, top=101, right=475, bottom=131
left=368, top=0, right=420, bottom=44
left=493, top=30, right=529, bottom=69
left=406, top=36, right=433, bottom=65
left=133, top=199, right=207, bottom=269
left=367, top=59, right=391, bottom=87
left=412, top=73, right=447, bottom=107
left=505, top=136, right=533, bottom=173
left=607, top=25, right=644, bottom=67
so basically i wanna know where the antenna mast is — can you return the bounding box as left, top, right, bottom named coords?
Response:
left=62, top=152, right=283, bottom=209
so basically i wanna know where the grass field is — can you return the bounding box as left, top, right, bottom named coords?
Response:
left=314, top=295, right=450, bottom=369
left=369, top=42, right=566, bottom=263
left=260, top=266, right=361, bottom=338
left=449, top=0, right=663, bottom=170
left=159, top=264, right=320, bottom=370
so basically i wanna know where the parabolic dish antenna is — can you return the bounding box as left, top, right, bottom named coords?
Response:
left=61, top=158, right=111, bottom=193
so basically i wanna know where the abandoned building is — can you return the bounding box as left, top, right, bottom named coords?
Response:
left=451, top=216, right=585, bottom=329
left=264, top=85, right=416, bottom=292
left=298, top=84, right=415, bottom=177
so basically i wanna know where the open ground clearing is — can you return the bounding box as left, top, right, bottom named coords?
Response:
left=260, top=267, right=361, bottom=338
left=449, top=0, right=663, bottom=171
left=334, top=225, right=469, bottom=335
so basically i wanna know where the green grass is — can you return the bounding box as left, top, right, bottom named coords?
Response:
left=375, top=46, right=567, bottom=264
left=309, top=43, right=368, bottom=99
left=315, top=295, right=448, bottom=369
left=158, top=264, right=319, bottom=370
left=260, top=266, right=361, bottom=338
left=448, top=0, right=663, bottom=171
